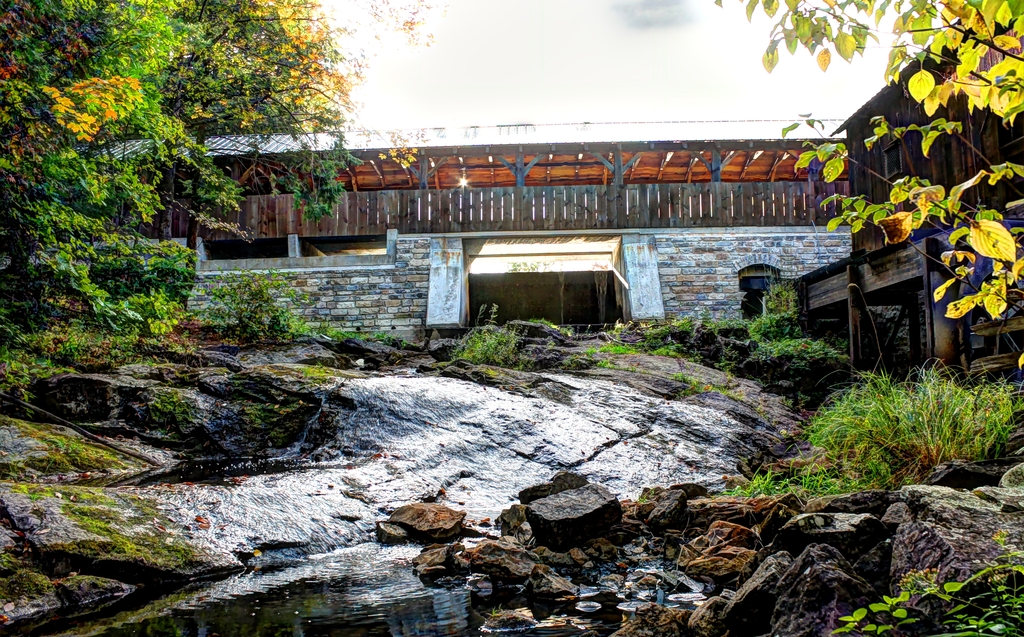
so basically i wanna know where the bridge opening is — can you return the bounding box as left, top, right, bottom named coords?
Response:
left=464, top=237, right=625, bottom=326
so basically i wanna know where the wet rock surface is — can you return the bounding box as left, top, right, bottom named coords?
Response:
left=12, top=340, right=1024, bottom=636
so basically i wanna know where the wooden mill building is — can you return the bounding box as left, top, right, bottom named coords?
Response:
left=178, top=123, right=853, bottom=335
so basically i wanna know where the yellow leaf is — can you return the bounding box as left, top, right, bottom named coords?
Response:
left=1012, top=257, right=1024, bottom=280
left=984, top=290, right=1007, bottom=318
left=817, top=48, right=832, bottom=71
left=253, top=549, right=262, bottom=557
left=908, top=70, right=937, bottom=101
left=933, top=277, right=957, bottom=302
left=1018, top=352, right=1024, bottom=369
left=877, top=211, right=913, bottom=244
left=993, top=34, right=1022, bottom=50
left=912, top=185, right=946, bottom=212
left=946, top=295, right=979, bottom=318
left=970, top=219, right=1017, bottom=261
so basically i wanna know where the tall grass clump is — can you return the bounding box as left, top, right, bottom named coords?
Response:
left=452, top=326, right=523, bottom=369
left=808, top=368, right=1022, bottom=489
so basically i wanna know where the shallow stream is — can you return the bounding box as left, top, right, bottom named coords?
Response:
left=22, top=372, right=775, bottom=636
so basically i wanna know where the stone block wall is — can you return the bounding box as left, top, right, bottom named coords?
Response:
left=655, top=227, right=852, bottom=318
left=190, top=238, right=430, bottom=336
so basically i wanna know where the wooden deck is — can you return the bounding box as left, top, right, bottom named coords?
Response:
left=166, top=181, right=848, bottom=240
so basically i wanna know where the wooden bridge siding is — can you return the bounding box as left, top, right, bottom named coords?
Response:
left=194, top=182, right=848, bottom=240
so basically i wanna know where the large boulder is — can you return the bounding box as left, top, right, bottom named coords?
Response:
left=462, top=539, right=535, bottom=581
left=775, top=513, right=889, bottom=562
left=685, top=494, right=799, bottom=543
left=387, top=503, right=465, bottom=542
left=770, top=544, right=876, bottom=637
left=926, top=458, right=1023, bottom=489
left=525, top=484, right=622, bottom=550
left=891, top=485, right=1024, bottom=584
left=519, top=471, right=589, bottom=505
left=721, top=551, right=793, bottom=636
left=34, top=373, right=154, bottom=423
left=0, top=484, right=239, bottom=582
left=1000, top=462, right=1024, bottom=488
left=645, top=489, right=687, bottom=530
left=610, top=603, right=691, bottom=637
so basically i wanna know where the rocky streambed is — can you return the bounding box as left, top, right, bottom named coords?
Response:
left=0, top=335, right=1022, bottom=636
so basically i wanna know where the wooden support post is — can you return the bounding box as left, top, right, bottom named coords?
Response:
left=923, top=237, right=963, bottom=367
left=908, top=294, right=922, bottom=365
left=418, top=156, right=429, bottom=190
left=847, top=265, right=863, bottom=367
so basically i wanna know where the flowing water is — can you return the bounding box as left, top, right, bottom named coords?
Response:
left=26, top=373, right=778, bottom=637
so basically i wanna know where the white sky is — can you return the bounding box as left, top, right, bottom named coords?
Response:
left=338, top=0, right=890, bottom=141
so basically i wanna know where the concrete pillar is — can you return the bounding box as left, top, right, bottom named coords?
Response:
left=426, top=237, right=468, bottom=328
left=621, top=234, right=665, bottom=321
left=287, top=234, right=300, bottom=258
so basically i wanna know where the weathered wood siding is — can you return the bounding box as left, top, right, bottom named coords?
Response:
left=167, top=182, right=848, bottom=240
left=844, top=86, right=1024, bottom=253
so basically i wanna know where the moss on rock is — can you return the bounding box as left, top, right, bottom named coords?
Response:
left=1, top=484, right=237, bottom=581
left=0, top=416, right=141, bottom=480
left=0, top=569, right=54, bottom=602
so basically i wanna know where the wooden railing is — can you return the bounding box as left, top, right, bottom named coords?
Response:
left=184, top=182, right=848, bottom=240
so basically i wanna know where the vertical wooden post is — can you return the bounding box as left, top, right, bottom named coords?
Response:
left=923, top=237, right=963, bottom=367
left=515, top=152, right=526, bottom=188
left=847, top=265, right=863, bottom=367
left=418, top=156, right=429, bottom=190
left=711, top=152, right=723, bottom=182
left=908, top=295, right=922, bottom=365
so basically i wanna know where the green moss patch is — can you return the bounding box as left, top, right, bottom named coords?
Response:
left=0, top=416, right=140, bottom=480
left=8, top=484, right=204, bottom=578
left=0, top=569, right=54, bottom=602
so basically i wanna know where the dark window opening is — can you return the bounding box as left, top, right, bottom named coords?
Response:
left=302, top=234, right=388, bottom=257
left=883, top=141, right=903, bottom=179
left=204, top=238, right=288, bottom=261
left=468, top=271, right=623, bottom=326
left=739, top=264, right=781, bottom=319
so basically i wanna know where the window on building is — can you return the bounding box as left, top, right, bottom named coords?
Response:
left=883, top=141, right=903, bottom=179
left=739, top=264, right=782, bottom=318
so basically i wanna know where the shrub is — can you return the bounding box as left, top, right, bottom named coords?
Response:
left=202, top=271, right=306, bottom=343
left=807, top=369, right=1022, bottom=490
left=452, top=325, right=524, bottom=369
left=764, top=280, right=798, bottom=315
left=748, top=312, right=802, bottom=342
left=752, top=338, right=848, bottom=375
left=91, top=240, right=197, bottom=305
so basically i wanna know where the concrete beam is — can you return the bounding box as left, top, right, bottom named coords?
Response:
left=426, top=237, right=468, bottom=328
left=620, top=234, right=665, bottom=321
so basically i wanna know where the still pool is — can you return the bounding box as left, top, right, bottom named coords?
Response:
left=33, top=545, right=633, bottom=637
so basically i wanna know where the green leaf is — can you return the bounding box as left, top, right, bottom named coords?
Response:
left=869, top=603, right=891, bottom=613
left=908, top=70, right=936, bottom=101
left=827, top=217, right=844, bottom=231
left=746, top=0, right=759, bottom=20
left=782, top=122, right=800, bottom=138
left=943, top=581, right=966, bottom=593
left=853, top=608, right=868, bottom=621
left=763, top=47, right=780, bottom=73
left=836, top=32, right=858, bottom=60
left=823, top=157, right=845, bottom=182
left=795, top=150, right=816, bottom=169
